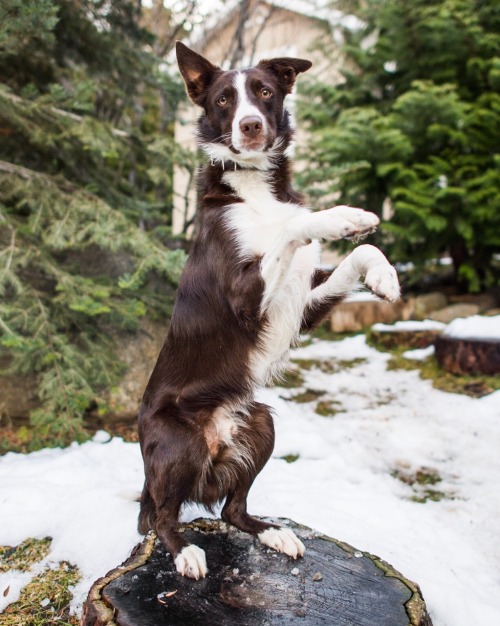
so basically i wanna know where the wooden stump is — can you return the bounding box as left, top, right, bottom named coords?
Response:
left=435, top=336, right=500, bottom=375
left=368, top=329, right=443, bottom=351
left=81, top=518, right=433, bottom=626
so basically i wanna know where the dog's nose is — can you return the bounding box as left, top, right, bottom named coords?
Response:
left=239, top=116, right=262, bottom=138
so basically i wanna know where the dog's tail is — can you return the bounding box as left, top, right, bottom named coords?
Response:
left=138, top=482, right=157, bottom=535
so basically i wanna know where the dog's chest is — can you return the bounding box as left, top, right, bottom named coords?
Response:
left=223, top=170, right=320, bottom=384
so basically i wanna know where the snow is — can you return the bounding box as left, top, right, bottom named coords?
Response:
left=372, top=319, right=446, bottom=332
left=444, top=315, right=500, bottom=341
left=402, top=345, right=435, bottom=361
left=1, top=334, right=500, bottom=626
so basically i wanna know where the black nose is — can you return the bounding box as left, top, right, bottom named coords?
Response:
left=239, top=116, right=262, bottom=138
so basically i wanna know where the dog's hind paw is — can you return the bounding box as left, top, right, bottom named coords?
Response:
left=174, top=544, right=207, bottom=579
left=258, top=527, right=306, bottom=559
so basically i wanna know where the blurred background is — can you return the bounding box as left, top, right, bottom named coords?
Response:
left=1, top=0, right=499, bottom=451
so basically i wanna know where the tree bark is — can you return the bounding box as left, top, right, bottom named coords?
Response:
left=81, top=518, right=433, bottom=626
left=435, top=336, right=500, bottom=375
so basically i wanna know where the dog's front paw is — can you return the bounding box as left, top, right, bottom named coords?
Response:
left=318, top=206, right=379, bottom=242
left=174, top=544, right=207, bottom=579
left=365, top=263, right=400, bottom=302
left=258, top=527, right=306, bottom=559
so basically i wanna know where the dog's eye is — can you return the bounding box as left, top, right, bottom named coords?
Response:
left=261, top=88, right=272, bottom=99
left=217, top=95, right=228, bottom=106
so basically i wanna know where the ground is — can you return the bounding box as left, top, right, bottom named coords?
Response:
left=1, top=329, right=499, bottom=626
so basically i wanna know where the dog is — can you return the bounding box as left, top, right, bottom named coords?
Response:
left=137, top=41, right=400, bottom=580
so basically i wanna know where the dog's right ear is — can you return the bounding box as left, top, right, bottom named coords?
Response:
left=176, top=42, right=220, bottom=107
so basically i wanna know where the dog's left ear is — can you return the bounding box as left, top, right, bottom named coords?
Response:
left=257, top=57, right=312, bottom=94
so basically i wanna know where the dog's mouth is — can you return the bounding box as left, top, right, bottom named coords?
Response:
left=230, top=136, right=274, bottom=155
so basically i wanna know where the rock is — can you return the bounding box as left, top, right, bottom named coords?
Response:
left=429, top=304, right=480, bottom=324
left=101, top=318, right=167, bottom=419
left=330, top=298, right=411, bottom=333
left=448, top=293, right=498, bottom=312
left=410, top=292, right=448, bottom=319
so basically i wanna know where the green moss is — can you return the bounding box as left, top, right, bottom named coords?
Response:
left=281, top=454, right=299, bottom=463
left=0, top=538, right=52, bottom=573
left=392, top=467, right=454, bottom=503
left=289, top=388, right=326, bottom=403
left=338, top=358, right=368, bottom=369
left=387, top=354, right=500, bottom=397
left=310, top=325, right=359, bottom=342
left=1, top=562, right=80, bottom=626
left=278, top=368, right=305, bottom=388
left=315, top=400, right=342, bottom=417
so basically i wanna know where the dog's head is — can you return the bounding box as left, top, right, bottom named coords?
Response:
left=176, top=42, right=312, bottom=169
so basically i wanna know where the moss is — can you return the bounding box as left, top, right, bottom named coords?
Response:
left=278, top=368, right=305, bottom=388
left=0, top=538, right=52, bottom=573
left=291, top=358, right=336, bottom=373
left=310, top=325, right=359, bottom=342
left=387, top=354, right=500, bottom=397
left=392, top=467, right=454, bottom=503
left=315, top=400, right=342, bottom=417
left=1, top=562, right=80, bottom=626
left=288, top=388, right=326, bottom=403
left=280, top=454, right=299, bottom=463
left=338, top=357, right=368, bottom=369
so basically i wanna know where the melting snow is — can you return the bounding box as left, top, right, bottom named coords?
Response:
left=1, top=335, right=499, bottom=626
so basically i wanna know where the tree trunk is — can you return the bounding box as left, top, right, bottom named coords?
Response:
left=81, top=518, right=433, bottom=626
left=435, top=336, right=500, bottom=375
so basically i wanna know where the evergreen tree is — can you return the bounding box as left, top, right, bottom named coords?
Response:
left=299, top=0, right=500, bottom=291
left=0, top=0, right=191, bottom=447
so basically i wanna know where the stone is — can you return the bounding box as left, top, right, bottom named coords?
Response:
left=330, top=299, right=411, bottom=333
left=429, top=303, right=480, bottom=324
left=410, top=292, right=448, bottom=319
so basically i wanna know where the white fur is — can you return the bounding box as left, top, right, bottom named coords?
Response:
left=222, top=177, right=395, bottom=385
left=224, top=170, right=319, bottom=384
left=174, top=544, right=207, bottom=579
left=200, top=138, right=284, bottom=171
left=258, top=527, right=306, bottom=559
left=307, top=244, right=400, bottom=305
left=232, top=72, right=269, bottom=153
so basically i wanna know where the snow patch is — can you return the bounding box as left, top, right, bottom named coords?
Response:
left=444, top=315, right=500, bottom=341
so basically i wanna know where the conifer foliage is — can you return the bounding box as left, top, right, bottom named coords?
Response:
left=0, top=0, right=189, bottom=447
left=300, top=0, right=500, bottom=291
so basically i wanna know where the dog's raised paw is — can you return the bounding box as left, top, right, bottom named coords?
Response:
left=365, top=263, right=400, bottom=302
left=258, top=527, right=306, bottom=559
left=174, top=544, right=207, bottom=579
left=317, top=206, right=379, bottom=242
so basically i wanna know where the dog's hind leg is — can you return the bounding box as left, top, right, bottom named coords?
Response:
left=221, top=402, right=305, bottom=559
left=138, top=482, right=156, bottom=534
left=143, top=425, right=209, bottom=580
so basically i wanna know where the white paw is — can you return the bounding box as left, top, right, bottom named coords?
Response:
left=258, top=528, right=306, bottom=559
left=313, top=206, right=379, bottom=242
left=174, top=545, right=207, bottom=580
left=365, top=263, right=400, bottom=302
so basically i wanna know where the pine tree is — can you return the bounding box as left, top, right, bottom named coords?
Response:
left=299, top=0, right=500, bottom=292
left=0, top=0, right=191, bottom=447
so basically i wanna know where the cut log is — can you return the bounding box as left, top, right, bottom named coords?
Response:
left=369, top=329, right=443, bottom=351
left=435, top=336, right=500, bottom=375
left=81, top=518, right=433, bottom=626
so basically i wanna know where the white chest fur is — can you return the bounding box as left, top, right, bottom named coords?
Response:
left=223, top=170, right=320, bottom=385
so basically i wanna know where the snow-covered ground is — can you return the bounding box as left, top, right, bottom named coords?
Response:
left=1, top=334, right=499, bottom=625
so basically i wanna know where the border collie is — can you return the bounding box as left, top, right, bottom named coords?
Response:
left=138, top=42, right=400, bottom=580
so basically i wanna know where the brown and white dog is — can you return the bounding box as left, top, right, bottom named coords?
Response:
left=138, top=42, right=400, bottom=580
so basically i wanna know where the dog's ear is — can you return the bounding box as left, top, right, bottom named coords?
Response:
left=257, top=57, right=312, bottom=94
left=176, top=41, right=221, bottom=107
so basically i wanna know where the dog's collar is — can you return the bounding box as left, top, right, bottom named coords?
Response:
left=210, top=158, right=245, bottom=172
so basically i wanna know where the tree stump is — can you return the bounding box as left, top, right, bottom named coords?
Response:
left=81, top=518, right=433, bottom=626
left=435, top=335, right=500, bottom=375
